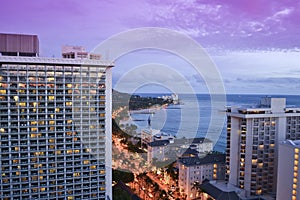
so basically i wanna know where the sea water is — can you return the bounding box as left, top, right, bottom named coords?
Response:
left=129, top=94, right=300, bottom=152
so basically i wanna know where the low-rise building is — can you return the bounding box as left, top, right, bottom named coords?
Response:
left=178, top=153, right=226, bottom=200
left=146, top=137, right=214, bottom=163
left=147, top=139, right=170, bottom=163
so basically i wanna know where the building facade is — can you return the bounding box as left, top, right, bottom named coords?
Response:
left=226, top=97, right=300, bottom=197
left=178, top=154, right=225, bottom=200
left=0, top=55, right=113, bottom=199
left=277, top=140, right=300, bottom=200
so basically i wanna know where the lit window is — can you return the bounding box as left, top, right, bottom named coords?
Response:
left=49, top=139, right=55, bottom=143
left=55, top=108, right=60, bottom=113
left=40, top=187, right=45, bottom=192
left=66, top=84, right=72, bottom=88
left=84, top=160, right=89, bottom=165
left=13, top=96, right=19, bottom=101
left=91, top=165, right=96, bottom=169
left=100, top=170, right=105, bottom=174
left=294, top=172, right=298, bottom=177
left=49, top=121, right=55, bottom=125
left=74, top=150, right=80, bottom=153
left=295, top=148, right=299, bottom=154
left=0, top=90, right=6, bottom=94
left=47, top=77, right=54, bottom=82
left=19, top=102, right=26, bottom=107
left=257, top=189, right=262, bottom=195
left=31, top=127, right=37, bottom=132
left=294, top=178, right=297, bottom=183
left=39, top=176, right=43, bottom=180
left=66, top=102, right=72, bottom=106
left=73, top=172, right=80, bottom=177
left=67, top=150, right=73, bottom=154
left=56, top=150, right=61, bottom=155
left=48, top=96, right=55, bottom=101
left=0, top=128, right=5, bottom=133
left=295, top=154, right=299, bottom=160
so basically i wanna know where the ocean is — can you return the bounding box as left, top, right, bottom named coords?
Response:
left=129, top=94, right=300, bottom=152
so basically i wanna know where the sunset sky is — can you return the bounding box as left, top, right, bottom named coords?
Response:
left=1, top=0, right=300, bottom=94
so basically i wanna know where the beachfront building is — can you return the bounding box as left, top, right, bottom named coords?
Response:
left=0, top=33, right=113, bottom=200
left=178, top=153, right=226, bottom=200
left=277, top=140, right=300, bottom=200
left=146, top=136, right=214, bottom=163
left=226, top=97, right=300, bottom=198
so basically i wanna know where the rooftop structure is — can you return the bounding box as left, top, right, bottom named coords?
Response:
left=62, top=45, right=101, bottom=60
left=0, top=33, right=39, bottom=57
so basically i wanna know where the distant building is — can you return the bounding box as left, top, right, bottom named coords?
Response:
left=62, top=45, right=101, bottom=60
left=146, top=136, right=214, bottom=163
left=177, top=153, right=226, bottom=200
left=277, top=140, right=300, bottom=200
left=226, top=97, right=300, bottom=197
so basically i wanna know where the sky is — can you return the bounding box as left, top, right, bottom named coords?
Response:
left=1, top=0, right=300, bottom=94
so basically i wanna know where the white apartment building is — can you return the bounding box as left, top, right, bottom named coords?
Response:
left=226, top=97, right=300, bottom=197
left=277, top=140, right=300, bottom=200
left=178, top=154, right=225, bottom=200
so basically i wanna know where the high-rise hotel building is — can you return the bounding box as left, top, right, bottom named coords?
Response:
left=0, top=33, right=113, bottom=199
left=277, top=140, right=300, bottom=200
left=226, top=97, right=300, bottom=197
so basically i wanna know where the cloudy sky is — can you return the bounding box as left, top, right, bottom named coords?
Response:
left=1, top=0, right=300, bottom=94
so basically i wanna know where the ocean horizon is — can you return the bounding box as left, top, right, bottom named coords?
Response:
left=128, top=93, right=300, bottom=152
